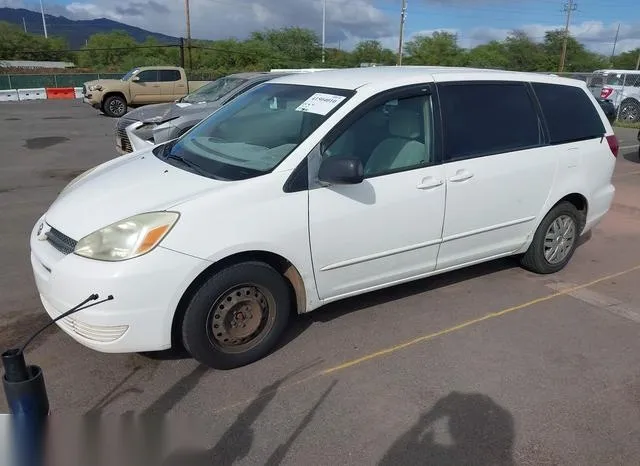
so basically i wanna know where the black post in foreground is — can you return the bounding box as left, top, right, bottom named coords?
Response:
left=2, top=293, right=114, bottom=466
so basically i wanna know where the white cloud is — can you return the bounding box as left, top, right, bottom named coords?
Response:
left=465, top=21, right=640, bottom=53
left=2, top=0, right=639, bottom=54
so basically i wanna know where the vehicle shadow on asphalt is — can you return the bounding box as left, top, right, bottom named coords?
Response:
left=158, top=362, right=335, bottom=466
left=311, top=257, right=520, bottom=324
left=623, top=151, right=639, bottom=163
left=379, top=391, right=515, bottom=466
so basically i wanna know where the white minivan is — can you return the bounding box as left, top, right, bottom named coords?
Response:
left=30, top=67, right=618, bottom=369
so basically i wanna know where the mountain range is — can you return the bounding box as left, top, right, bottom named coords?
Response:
left=0, top=7, right=178, bottom=48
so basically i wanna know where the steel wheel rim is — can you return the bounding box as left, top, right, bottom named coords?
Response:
left=206, top=284, right=277, bottom=354
left=109, top=99, right=125, bottom=116
left=544, top=214, right=576, bottom=264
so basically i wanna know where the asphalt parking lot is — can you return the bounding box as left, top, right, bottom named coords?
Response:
left=1, top=100, right=640, bottom=464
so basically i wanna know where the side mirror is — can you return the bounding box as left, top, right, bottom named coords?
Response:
left=318, top=156, right=364, bottom=185
left=132, top=76, right=140, bottom=82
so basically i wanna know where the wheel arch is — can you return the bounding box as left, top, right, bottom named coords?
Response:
left=102, top=91, right=127, bottom=105
left=550, top=192, right=588, bottom=233
left=170, top=250, right=307, bottom=348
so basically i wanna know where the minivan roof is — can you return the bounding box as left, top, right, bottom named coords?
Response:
left=267, top=66, right=588, bottom=91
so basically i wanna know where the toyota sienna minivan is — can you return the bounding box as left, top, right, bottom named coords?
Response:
left=30, top=66, right=618, bottom=369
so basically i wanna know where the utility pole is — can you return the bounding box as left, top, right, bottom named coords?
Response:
left=322, top=0, right=326, bottom=63
left=558, top=0, right=576, bottom=72
left=39, top=0, right=48, bottom=38
left=22, top=17, right=27, bottom=33
left=610, top=23, right=620, bottom=65
left=185, top=0, right=192, bottom=69
left=636, top=50, right=640, bottom=70
left=397, top=0, right=407, bottom=66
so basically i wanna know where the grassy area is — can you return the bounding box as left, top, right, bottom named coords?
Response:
left=614, top=120, right=640, bottom=130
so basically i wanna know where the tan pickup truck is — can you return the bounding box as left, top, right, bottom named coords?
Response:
left=82, top=66, right=210, bottom=118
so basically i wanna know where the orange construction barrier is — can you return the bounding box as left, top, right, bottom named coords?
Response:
left=45, top=87, right=76, bottom=100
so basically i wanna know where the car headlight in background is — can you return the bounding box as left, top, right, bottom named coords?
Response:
left=74, top=212, right=180, bottom=261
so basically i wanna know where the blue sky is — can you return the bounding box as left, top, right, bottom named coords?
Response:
left=5, top=0, right=640, bottom=53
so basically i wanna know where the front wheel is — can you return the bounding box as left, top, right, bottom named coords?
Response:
left=103, top=95, right=127, bottom=118
left=181, top=262, right=291, bottom=370
left=520, top=202, right=581, bottom=274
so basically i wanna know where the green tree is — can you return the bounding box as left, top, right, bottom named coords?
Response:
left=502, top=30, right=547, bottom=71
left=542, top=29, right=608, bottom=72
left=249, top=27, right=320, bottom=66
left=351, top=40, right=395, bottom=65
left=613, top=48, right=640, bottom=70
left=77, top=31, right=138, bottom=70
left=0, top=21, right=70, bottom=61
left=465, top=41, right=509, bottom=69
left=405, top=32, right=464, bottom=66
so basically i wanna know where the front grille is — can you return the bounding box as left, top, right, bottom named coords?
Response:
left=116, top=117, right=135, bottom=153
left=46, top=227, right=77, bottom=255
left=82, top=84, right=87, bottom=95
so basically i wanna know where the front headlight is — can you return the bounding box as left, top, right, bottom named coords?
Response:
left=74, top=212, right=180, bottom=261
left=88, top=84, right=103, bottom=91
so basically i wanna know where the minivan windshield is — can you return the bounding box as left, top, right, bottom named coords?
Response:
left=158, top=83, right=354, bottom=180
left=182, top=76, right=247, bottom=104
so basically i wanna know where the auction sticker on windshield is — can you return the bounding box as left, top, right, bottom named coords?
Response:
left=295, top=93, right=346, bottom=115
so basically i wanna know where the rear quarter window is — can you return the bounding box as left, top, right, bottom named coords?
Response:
left=532, top=82, right=606, bottom=144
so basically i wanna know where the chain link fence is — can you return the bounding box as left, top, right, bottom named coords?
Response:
left=0, top=70, right=222, bottom=90
left=588, top=71, right=640, bottom=123
left=0, top=73, right=122, bottom=89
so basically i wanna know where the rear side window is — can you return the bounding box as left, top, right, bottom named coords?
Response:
left=532, top=83, right=605, bottom=144
left=438, top=82, right=542, bottom=161
left=159, top=70, right=181, bottom=82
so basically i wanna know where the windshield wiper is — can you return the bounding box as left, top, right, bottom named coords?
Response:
left=165, top=152, right=210, bottom=177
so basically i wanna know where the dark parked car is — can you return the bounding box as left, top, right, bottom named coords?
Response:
left=596, top=97, right=616, bottom=124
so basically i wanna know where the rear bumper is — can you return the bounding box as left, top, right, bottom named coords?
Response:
left=584, top=184, right=615, bottom=233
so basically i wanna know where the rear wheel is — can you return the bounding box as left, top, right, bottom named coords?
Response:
left=619, top=99, right=640, bottom=123
left=181, top=262, right=291, bottom=369
left=520, top=202, right=580, bottom=274
left=103, top=95, right=127, bottom=118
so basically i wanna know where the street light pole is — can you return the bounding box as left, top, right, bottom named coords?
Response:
left=397, top=0, right=407, bottom=65
left=322, top=0, right=326, bottom=63
left=39, top=0, right=48, bottom=38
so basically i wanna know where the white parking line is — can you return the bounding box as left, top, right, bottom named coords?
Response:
left=620, top=144, right=639, bottom=150
left=546, top=281, right=640, bottom=324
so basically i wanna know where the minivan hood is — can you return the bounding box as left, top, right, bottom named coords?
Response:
left=45, top=150, right=225, bottom=240
left=125, top=101, right=221, bottom=124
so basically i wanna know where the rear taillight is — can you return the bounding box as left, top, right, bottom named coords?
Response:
left=606, top=134, right=619, bottom=158
left=601, top=87, right=614, bottom=99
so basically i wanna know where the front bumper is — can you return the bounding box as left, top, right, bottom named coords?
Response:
left=29, top=216, right=209, bottom=353
left=124, top=121, right=156, bottom=153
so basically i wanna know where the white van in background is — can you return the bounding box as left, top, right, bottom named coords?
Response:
left=30, top=67, right=618, bottom=370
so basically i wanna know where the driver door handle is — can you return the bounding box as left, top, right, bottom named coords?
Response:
left=416, top=177, right=444, bottom=190
left=449, top=169, right=474, bottom=182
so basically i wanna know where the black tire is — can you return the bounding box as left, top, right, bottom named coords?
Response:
left=520, top=201, right=581, bottom=274
left=181, top=261, right=291, bottom=370
left=103, top=95, right=127, bottom=118
left=619, top=99, right=640, bottom=123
